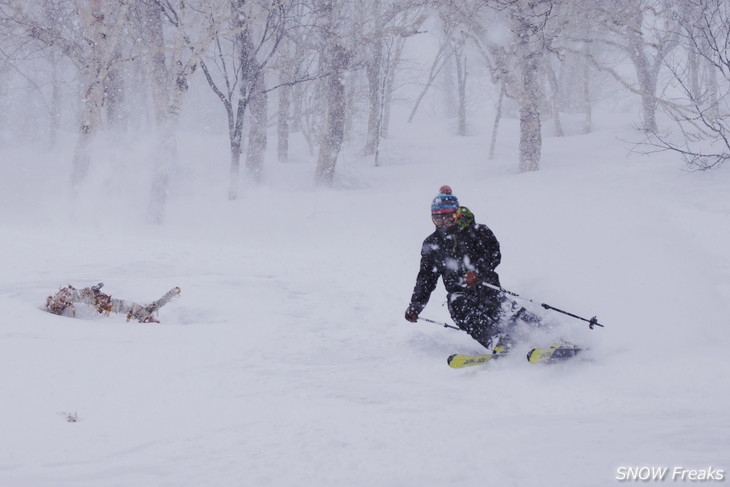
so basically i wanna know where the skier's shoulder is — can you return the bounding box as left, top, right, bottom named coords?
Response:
left=473, top=221, right=494, bottom=234
left=464, top=221, right=499, bottom=245
left=421, top=230, right=442, bottom=253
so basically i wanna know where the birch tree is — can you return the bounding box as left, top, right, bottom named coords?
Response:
left=441, top=10, right=469, bottom=136
left=5, top=0, right=131, bottom=189
left=442, top=0, right=562, bottom=171
left=578, top=0, right=681, bottom=133
left=363, top=0, right=384, bottom=156
left=68, top=0, right=131, bottom=187
left=463, top=0, right=561, bottom=171
left=135, top=0, right=174, bottom=223
left=616, top=0, right=680, bottom=132
left=272, top=0, right=322, bottom=163
left=144, top=0, right=228, bottom=216
left=507, top=0, right=558, bottom=172
left=646, top=0, right=730, bottom=169
left=362, top=1, right=427, bottom=159
left=276, top=35, right=293, bottom=162
left=314, top=0, right=349, bottom=186
left=200, top=0, right=288, bottom=199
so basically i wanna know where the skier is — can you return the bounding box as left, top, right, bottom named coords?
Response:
left=404, top=186, right=538, bottom=351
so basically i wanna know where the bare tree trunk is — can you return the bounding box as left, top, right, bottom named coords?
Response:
left=228, top=0, right=256, bottom=199
left=71, top=0, right=130, bottom=190
left=364, top=0, right=383, bottom=156
left=489, top=83, right=504, bottom=160
left=545, top=60, right=564, bottom=137
left=299, top=91, right=315, bottom=155
left=291, top=81, right=303, bottom=133
left=634, top=59, right=659, bottom=133
left=519, top=59, right=541, bottom=172
left=442, top=14, right=467, bottom=135
left=441, top=48, right=457, bottom=118
left=277, top=72, right=291, bottom=163
left=41, top=2, right=61, bottom=147
left=140, top=0, right=175, bottom=224
left=454, top=47, right=467, bottom=136
left=0, top=66, right=7, bottom=148
left=151, top=1, right=208, bottom=214
left=688, top=41, right=700, bottom=100
left=49, top=53, right=61, bottom=147
left=623, top=10, right=674, bottom=133
left=701, top=30, right=719, bottom=121
left=104, top=48, right=127, bottom=131
left=247, top=73, right=267, bottom=182
left=276, top=34, right=292, bottom=163
left=705, top=61, right=719, bottom=121
left=202, top=0, right=285, bottom=192
left=229, top=98, right=245, bottom=200
left=382, top=36, right=405, bottom=138
left=71, top=67, right=105, bottom=189
left=364, top=43, right=383, bottom=155
left=343, top=70, right=357, bottom=144
left=315, top=55, right=346, bottom=185
left=514, top=12, right=542, bottom=173
left=408, top=44, right=447, bottom=123
left=143, top=0, right=223, bottom=212
left=315, top=0, right=347, bottom=186
left=373, top=40, right=392, bottom=167
left=643, top=0, right=730, bottom=169
left=581, top=43, right=592, bottom=134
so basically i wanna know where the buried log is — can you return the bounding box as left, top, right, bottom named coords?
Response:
left=46, top=283, right=180, bottom=323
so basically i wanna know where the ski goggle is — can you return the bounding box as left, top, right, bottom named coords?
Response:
left=432, top=211, right=456, bottom=226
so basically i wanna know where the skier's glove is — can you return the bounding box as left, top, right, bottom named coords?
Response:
left=404, top=307, right=419, bottom=323
left=465, top=271, right=478, bottom=287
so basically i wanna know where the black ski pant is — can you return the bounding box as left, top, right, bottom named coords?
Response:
left=447, top=291, right=504, bottom=349
left=447, top=291, right=543, bottom=350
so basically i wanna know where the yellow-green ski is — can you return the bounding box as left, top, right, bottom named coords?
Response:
left=448, top=345, right=583, bottom=368
left=526, top=345, right=582, bottom=364
left=447, top=351, right=507, bottom=368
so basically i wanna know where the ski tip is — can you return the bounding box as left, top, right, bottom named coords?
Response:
left=447, top=354, right=457, bottom=366
left=526, top=348, right=537, bottom=363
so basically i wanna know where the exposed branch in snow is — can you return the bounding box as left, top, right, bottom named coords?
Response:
left=45, top=283, right=181, bottom=323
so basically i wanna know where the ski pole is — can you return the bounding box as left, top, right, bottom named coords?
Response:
left=417, top=317, right=461, bottom=331
left=481, top=282, right=605, bottom=329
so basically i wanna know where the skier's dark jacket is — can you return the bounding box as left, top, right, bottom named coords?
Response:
left=408, top=207, right=501, bottom=314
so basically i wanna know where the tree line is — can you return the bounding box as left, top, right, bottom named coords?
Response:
left=0, top=0, right=728, bottom=221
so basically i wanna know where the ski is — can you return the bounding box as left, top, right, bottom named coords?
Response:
left=527, top=345, right=582, bottom=364
left=447, top=351, right=507, bottom=368
left=447, top=345, right=583, bottom=368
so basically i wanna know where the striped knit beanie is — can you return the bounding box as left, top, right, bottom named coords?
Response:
left=431, top=185, right=459, bottom=214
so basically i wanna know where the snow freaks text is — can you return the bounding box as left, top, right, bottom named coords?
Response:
left=616, top=467, right=726, bottom=482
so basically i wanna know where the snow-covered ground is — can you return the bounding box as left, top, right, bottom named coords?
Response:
left=1, top=107, right=728, bottom=486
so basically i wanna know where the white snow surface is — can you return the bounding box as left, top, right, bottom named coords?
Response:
left=1, top=110, right=729, bottom=486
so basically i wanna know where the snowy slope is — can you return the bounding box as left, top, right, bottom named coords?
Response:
left=1, top=109, right=729, bottom=487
